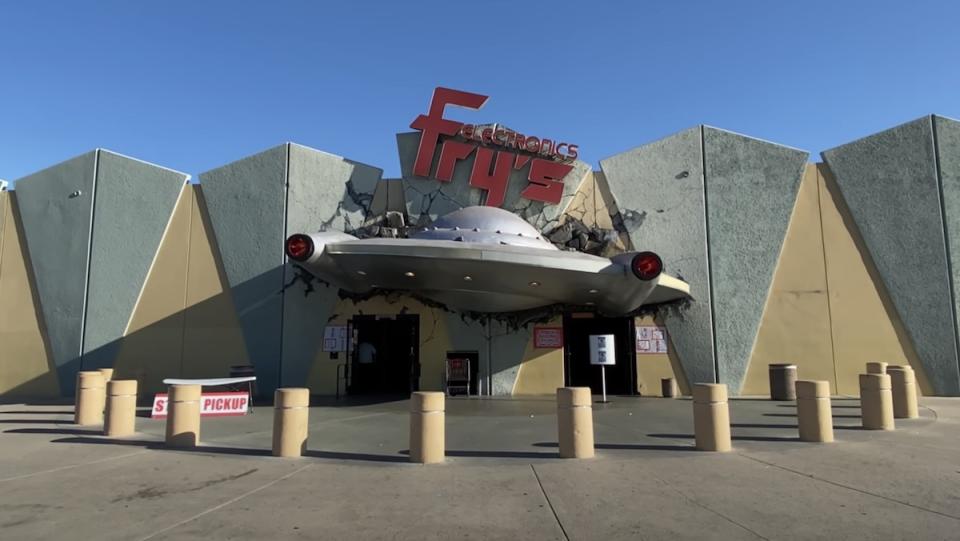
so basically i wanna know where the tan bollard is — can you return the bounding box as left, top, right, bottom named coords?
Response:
left=860, top=374, right=894, bottom=430
left=104, top=380, right=138, bottom=437
left=887, top=366, right=919, bottom=419
left=866, top=362, right=887, bottom=375
left=165, top=384, right=202, bottom=447
left=409, top=392, right=444, bottom=464
left=795, top=380, right=834, bottom=442
left=693, top=383, right=731, bottom=452
left=98, top=368, right=114, bottom=383
left=557, top=387, right=595, bottom=458
left=272, top=388, right=310, bottom=457
left=74, top=371, right=106, bottom=425
left=661, top=378, right=678, bottom=398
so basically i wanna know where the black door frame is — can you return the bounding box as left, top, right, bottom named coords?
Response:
left=562, top=313, right=638, bottom=395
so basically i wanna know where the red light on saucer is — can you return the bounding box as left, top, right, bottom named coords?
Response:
left=286, top=234, right=314, bottom=262
left=631, top=252, right=663, bottom=281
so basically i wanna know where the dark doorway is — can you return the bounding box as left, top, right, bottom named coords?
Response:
left=563, top=314, right=636, bottom=395
left=349, top=314, right=420, bottom=395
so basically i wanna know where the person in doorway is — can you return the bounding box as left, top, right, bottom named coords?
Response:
left=357, top=341, right=377, bottom=364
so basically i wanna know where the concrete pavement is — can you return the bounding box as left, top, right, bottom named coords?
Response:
left=1, top=396, right=958, bottom=540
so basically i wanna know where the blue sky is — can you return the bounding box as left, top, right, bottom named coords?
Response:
left=1, top=1, right=958, bottom=184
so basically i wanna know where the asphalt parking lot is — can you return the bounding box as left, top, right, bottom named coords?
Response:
left=1, top=395, right=958, bottom=540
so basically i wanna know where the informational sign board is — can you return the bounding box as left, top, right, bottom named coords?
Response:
left=589, top=334, right=617, bottom=365
left=534, top=327, right=564, bottom=348
left=636, top=325, right=668, bottom=355
left=151, top=392, right=249, bottom=419
left=323, top=325, right=349, bottom=352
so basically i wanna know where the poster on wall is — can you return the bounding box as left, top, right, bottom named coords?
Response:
left=534, top=327, right=563, bottom=348
left=636, top=325, right=668, bottom=355
left=323, top=325, right=349, bottom=352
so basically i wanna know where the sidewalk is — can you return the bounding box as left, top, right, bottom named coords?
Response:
left=1, top=396, right=957, bottom=540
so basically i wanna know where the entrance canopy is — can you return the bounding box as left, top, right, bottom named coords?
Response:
left=287, top=207, right=689, bottom=315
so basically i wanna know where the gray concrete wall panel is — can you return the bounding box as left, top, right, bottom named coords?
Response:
left=82, top=151, right=188, bottom=370
left=823, top=116, right=959, bottom=395
left=281, top=145, right=382, bottom=386
left=13, top=151, right=97, bottom=394
left=705, top=128, right=807, bottom=392
left=599, top=128, right=716, bottom=385
left=932, top=116, right=960, bottom=394
left=443, top=315, right=531, bottom=396
left=199, top=145, right=288, bottom=395
left=489, top=320, right=531, bottom=395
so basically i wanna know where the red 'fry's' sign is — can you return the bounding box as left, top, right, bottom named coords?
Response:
left=410, top=87, right=577, bottom=206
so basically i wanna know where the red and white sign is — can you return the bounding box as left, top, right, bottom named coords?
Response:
left=534, top=326, right=564, bottom=348
left=410, top=87, right=579, bottom=207
left=151, top=392, right=249, bottom=419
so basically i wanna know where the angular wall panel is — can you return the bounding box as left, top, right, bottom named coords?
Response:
left=935, top=115, right=960, bottom=394
left=741, top=165, right=835, bottom=395
left=705, top=128, right=808, bottom=392
left=82, top=151, right=188, bottom=370
left=280, top=144, right=382, bottom=387
left=199, top=145, right=288, bottom=395
left=0, top=193, right=59, bottom=397
left=14, top=151, right=97, bottom=394
left=600, top=128, right=716, bottom=385
left=823, top=117, right=960, bottom=395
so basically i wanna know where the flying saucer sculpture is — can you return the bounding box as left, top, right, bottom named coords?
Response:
left=285, top=207, right=690, bottom=314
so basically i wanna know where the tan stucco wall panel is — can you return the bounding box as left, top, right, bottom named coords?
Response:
left=513, top=317, right=564, bottom=395
left=818, top=164, right=933, bottom=396
left=742, top=165, right=836, bottom=395
left=635, top=314, right=690, bottom=396
left=0, top=193, right=59, bottom=397
left=180, top=187, right=250, bottom=380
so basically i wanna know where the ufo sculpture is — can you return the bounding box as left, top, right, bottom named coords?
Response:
left=285, top=207, right=690, bottom=315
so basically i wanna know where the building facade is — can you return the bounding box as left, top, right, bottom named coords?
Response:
left=1, top=92, right=959, bottom=399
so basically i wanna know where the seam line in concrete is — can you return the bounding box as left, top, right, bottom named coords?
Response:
left=210, top=411, right=390, bottom=443
left=530, top=464, right=569, bottom=541
left=136, top=463, right=312, bottom=541
left=738, top=452, right=960, bottom=521
left=0, top=449, right=147, bottom=483
left=649, top=471, right=769, bottom=540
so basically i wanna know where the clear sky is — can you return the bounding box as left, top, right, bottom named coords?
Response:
left=2, top=1, right=958, bottom=184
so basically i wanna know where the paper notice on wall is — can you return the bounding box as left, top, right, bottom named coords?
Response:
left=323, top=325, right=348, bottom=352
left=636, top=326, right=668, bottom=355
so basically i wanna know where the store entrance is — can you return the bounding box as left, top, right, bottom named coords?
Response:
left=563, top=314, right=636, bottom=395
left=349, top=315, right=420, bottom=395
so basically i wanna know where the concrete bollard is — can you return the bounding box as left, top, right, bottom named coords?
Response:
left=768, top=364, right=798, bottom=401
left=661, top=378, right=678, bottom=398
left=887, top=366, right=919, bottom=419
left=409, top=392, right=445, bottom=464
left=866, top=362, right=887, bottom=375
left=104, top=380, right=138, bottom=437
left=74, top=371, right=106, bottom=426
left=557, top=387, right=595, bottom=459
left=859, top=374, right=894, bottom=430
left=272, top=388, right=310, bottom=457
left=165, top=384, right=202, bottom=447
left=693, top=383, right=731, bottom=452
left=795, top=380, right=833, bottom=442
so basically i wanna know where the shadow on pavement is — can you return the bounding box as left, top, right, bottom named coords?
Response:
left=6, top=427, right=103, bottom=436
left=0, top=419, right=75, bottom=425
left=648, top=433, right=801, bottom=442
left=533, top=441, right=697, bottom=452
left=731, top=423, right=798, bottom=429
left=0, top=410, right=75, bottom=415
